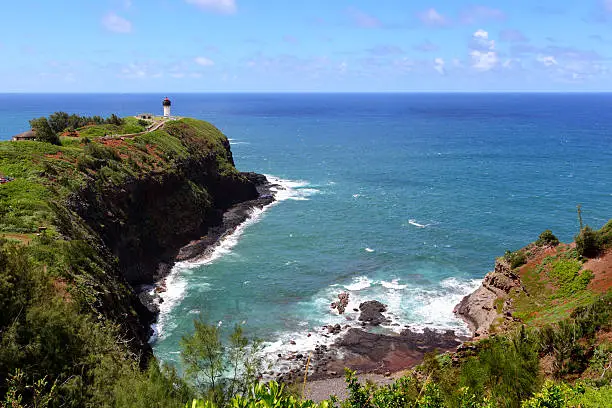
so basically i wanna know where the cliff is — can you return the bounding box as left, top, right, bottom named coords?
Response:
left=454, top=258, right=525, bottom=337
left=0, top=117, right=269, bottom=364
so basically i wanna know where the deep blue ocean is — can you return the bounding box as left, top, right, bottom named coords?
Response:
left=1, top=93, right=611, bottom=367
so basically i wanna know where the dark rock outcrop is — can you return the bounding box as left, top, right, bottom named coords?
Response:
left=358, top=300, right=389, bottom=326
left=295, top=327, right=466, bottom=381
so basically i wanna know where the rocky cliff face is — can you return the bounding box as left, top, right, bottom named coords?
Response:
left=454, top=258, right=526, bottom=337
left=71, top=158, right=257, bottom=285
left=57, top=119, right=266, bottom=358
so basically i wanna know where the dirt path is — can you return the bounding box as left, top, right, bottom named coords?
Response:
left=100, top=118, right=168, bottom=140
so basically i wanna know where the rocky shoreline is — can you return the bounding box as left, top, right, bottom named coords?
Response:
left=268, top=295, right=471, bottom=384
left=453, top=257, right=526, bottom=338
left=139, top=172, right=277, bottom=321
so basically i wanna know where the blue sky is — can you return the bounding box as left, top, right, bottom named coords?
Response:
left=1, top=0, right=612, bottom=92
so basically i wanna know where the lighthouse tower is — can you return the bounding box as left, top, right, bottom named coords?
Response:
left=163, top=97, right=171, bottom=117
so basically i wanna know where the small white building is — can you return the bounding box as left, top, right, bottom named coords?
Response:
left=163, top=97, right=171, bottom=117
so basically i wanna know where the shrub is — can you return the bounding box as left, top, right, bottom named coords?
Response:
left=575, top=226, right=601, bottom=258
left=536, top=230, right=560, bottom=247
left=505, top=250, right=527, bottom=269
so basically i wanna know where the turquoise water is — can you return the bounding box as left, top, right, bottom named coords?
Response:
left=1, top=93, right=611, bottom=367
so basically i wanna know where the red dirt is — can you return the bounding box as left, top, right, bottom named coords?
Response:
left=0, top=233, right=32, bottom=244
left=584, top=248, right=612, bottom=292
left=100, top=139, right=124, bottom=148
left=45, top=151, right=64, bottom=160
left=45, top=151, right=77, bottom=165
left=52, top=278, right=72, bottom=303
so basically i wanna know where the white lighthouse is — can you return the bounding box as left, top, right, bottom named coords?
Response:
left=163, top=97, right=171, bottom=117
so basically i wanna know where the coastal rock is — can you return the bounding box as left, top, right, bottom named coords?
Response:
left=454, top=258, right=526, bottom=337
left=137, top=291, right=159, bottom=315
left=331, top=292, right=350, bottom=314
left=326, top=327, right=463, bottom=376
left=358, top=300, right=388, bottom=326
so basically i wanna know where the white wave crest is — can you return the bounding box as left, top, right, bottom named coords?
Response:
left=264, top=175, right=320, bottom=201
left=408, top=219, right=431, bottom=228
left=380, top=279, right=408, bottom=290
left=344, top=276, right=373, bottom=291
left=406, top=278, right=482, bottom=335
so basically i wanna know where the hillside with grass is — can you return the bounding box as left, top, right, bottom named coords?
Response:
left=0, top=115, right=261, bottom=406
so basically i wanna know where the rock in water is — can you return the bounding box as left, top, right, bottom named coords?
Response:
left=358, top=300, right=388, bottom=326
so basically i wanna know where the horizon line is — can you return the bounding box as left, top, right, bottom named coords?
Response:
left=2, top=90, right=612, bottom=95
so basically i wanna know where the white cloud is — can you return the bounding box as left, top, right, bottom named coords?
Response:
left=185, top=0, right=237, bottom=14
left=418, top=8, right=448, bottom=26
left=537, top=55, right=558, bottom=67
left=434, top=57, right=445, bottom=74
left=469, top=29, right=498, bottom=71
left=102, top=12, right=132, bottom=34
left=119, top=63, right=161, bottom=79
left=194, top=56, right=215, bottom=66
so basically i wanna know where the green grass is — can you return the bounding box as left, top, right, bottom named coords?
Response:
left=77, top=117, right=147, bottom=138
left=0, top=117, right=236, bottom=236
left=511, top=247, right=598, bottom=327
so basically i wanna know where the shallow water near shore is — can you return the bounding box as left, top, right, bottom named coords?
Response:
left=1, top=93, right=611, bottom=368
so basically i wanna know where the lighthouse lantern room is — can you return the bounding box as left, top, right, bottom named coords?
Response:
left=163, top=97, right=172, bottom=117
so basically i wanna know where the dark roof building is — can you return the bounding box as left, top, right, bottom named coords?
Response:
left=12, top=129, right=37, bottom=141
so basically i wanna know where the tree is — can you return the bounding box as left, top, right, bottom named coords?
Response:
left=180, top=319, right=264, bottom=405
left=48, top=111, right=69, bottom=134
left=29, top=117, right=60, bottom=145
left=181, top=319, right=225, bottom=402
left=106, top=114, right=123, bottom=126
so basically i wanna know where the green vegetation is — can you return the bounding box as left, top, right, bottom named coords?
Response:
left=548, top=258, right=593, bottom=299
left=180, top=319, right=264, bottom=406
left=26, top=112, right=151, bottom=144
left=575, top=219, right=612, bottom=258
left=536, top=230, right=560, bottom=247
left=47, top=111, right=123, bottom=133
left=29, top=117, right=60, bottom=145
left=511, top=247, right=598, bottom=326
left=504, top=249, right=527, bottom=269
left=77, top=116, right=146, bottom=138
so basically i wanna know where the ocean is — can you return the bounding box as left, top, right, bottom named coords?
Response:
left=1, top=93, right=611, bottom=368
